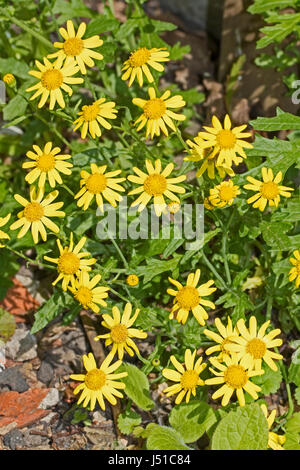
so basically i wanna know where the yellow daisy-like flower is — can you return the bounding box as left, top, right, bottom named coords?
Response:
left=208, top=180, right=240, bottom=208
left=22, top=142, right=73, bottom=189
left=74, top=163, right=126, bottom=212
left=127, top=159, right=186, bottom=217
left=3, top=73, right=16, bottom=86
left=132, top=87, right=186, bottom=139
left=203, top=317, right=239, bottom=360
left=162, top=349, right=206, bottom=405
left=10, top=186, right=64, bottom=244
left=70, top=352, right=127, bottom=411
left=225, top=316, right=283, bottom=371
left=121, top=47, right=170, bottom=87
left=44, top=232, right=97, bottom=291
left=126, top=274, right=139, bottom=287
left=167, top=269, right=216, bottom=326
left=68, top=270, right=109, bottom=314
left=94, top=303, right=147, bottom=360
left=0, top=214, right=11, bottom=248
left=48, top=20, right=104, bottom=75
left=289, top=249, right=300, bottom=288
left=205, top=353, right=264, bottom=407
left=196, top=114, right=253, bottom=167
left=260, top=404, right=286, bottom=451
left=26, top=56, right=83, bottom=110
left=203, top=197, right=215, bottom=211
left=73, top=98, right=118, bottom=139
left=244, top=167, right=294, bottom=212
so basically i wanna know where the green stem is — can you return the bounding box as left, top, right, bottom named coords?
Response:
left=3, top=14, right=53, bottom=49
left=202, top=252, right=227, bottom=289
left=109, top=286, right=130, bottom=303
left=5, top=245, right=55, bottom=270
left=175, top=127, right=189, bottom=152
left=278, top=355, right=294, bottom=420
left=109, top=237, right=129, bottom=269
left=266, top=296, right=273, bottom=321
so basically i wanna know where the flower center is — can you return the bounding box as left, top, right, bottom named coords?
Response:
left=110, top=324, right=128, bottom=344
left=128, top=48, right=151, bottom=67
left=36, top=153, right=56, bottom=172
left=144, top=98, right=166, bottom=120
left=126, top=274, right=139, bottom=286
left=224, top=364, right=248, bottom=389
left=144, top=173, right=167, bottom=196
left=260, top=181, right=279, bottom=200
left=24, top=202, right=44, bottom=222
left=41, top=69, right=63, bottom=90
left=82, top=103, right=100, bottom=122
left=176, top=286, right=200, bottom=310
left=75, top=286, right=93, bottom=307
left=217, top=130, right=236, bottom=149
left=58, top=252, right=80, bottom=274
left=246, top=338, right=266, bottom=359
left=86, top=174, right=107, bottom=194
left=85, top=369, right=106, bottom=390
left=219, top=185, right=235, bottom=202
left=63, top=37, right=84, bottom=56
left=180, top=370, right=199, bottom=389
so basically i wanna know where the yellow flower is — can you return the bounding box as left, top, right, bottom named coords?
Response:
left=244, top=167, right=294, bottom=211
left=260, top=404, right=286, bottom=450
left=70, top=352, right=127, bottom=411
left=94, top=303, right=147, bottom=360
left=22, top=142, right=73, bottom=188
left=205, top=353, right=264, bottom=407
left=26, top=56, right=83, bottom=110
left=162, top=349, right=206, bottom=404
left=167, top=269, right=216, bottom=326
left=203, top=197, right=215, bottom=211
left=73, top=98, right=118, bottom=139
left=48, top=20, right=104, bottom=75
left=0, top=214, right=11, bottom=248
left=225, top=316, right=283, bottom=371
left=68, top=270, right=109, bottom=314
left=132, top=87, right=186, bottom=139
left=126, top=274, right=139, bottom=287
left=289, top=249, right=300, bottom=288
left=127, top=159, right=186, bottom=217
left=74, top=163, right=126, bottom=212
left=44, top=232, right=97, bottom=291
left=10, top=186, right=64, bottom=244
left=203, top=317, right=239, bottom=360
left=3, top=73, right=16, bottom=86
left=208, top=180, right=240, bottom=208
left=121, top=47, right=169, bottom=87
left=168, top=201, right=181, bottom=214
left=196, top=114, right=253, bottom=167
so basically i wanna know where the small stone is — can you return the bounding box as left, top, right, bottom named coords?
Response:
left=3, top=429, right=24, bottom=450
left=0, top=366, right=29, bottom=393
left=5, top=328, right=37, bottom=362
left=37, top=361, right=54, bottom=385
left=38, top=388, right=60, bottom=409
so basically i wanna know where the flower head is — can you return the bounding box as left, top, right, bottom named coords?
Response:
left=289, top=249, right=300, bottom=288
left=70, top=352, right=127, bottom=411
left=73, top=98, right=118, bottom=139
left=74, top=163, right=125, bottom=212
left=224, top=316, right=283, bottom=371
left=10, top=186, right=64, bottom=244
left=48, top=20, right=104, bottom=74
left=244, top=167, right=294, bottom=212
left=162, top=349, right=206, bottom=404
left=167, top=269, right=216, bottom=326
left=208, top=180, right=240, bottom=208
left=26, top=56, right=83, bottom=110
left=3, top=73, right=16, bottom=87
left=68, top=270, right=109, bottom=314
left=22, top=142, right=73, bottom=188
left=94, top=303, right=147, bottom=360
left=122, top=47, right=169, bottom=87
left=128, top=159, right=186, bottom=217
left=260, top=404, right=286, bottom=450
left=132, top=87, right=185, bottom=139
left=0, top=214, right=11, bottom=248
left=44, top=232, right=96, bottom=290
left=126, top=274, right=139, bottom=287
left=205, top=353, right=264, bottom=407
left=203, top=317, right=239, bottom=360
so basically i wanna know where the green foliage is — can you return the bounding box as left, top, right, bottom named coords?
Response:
left=0, top=308, right=16, bottom=342
left=146, top=425, right=192, bottom=450
left=118, top=409, right=142, bottom=435
left=120, top=363, right=154, bottom=411
left=169, top=401, right=216, bottom=443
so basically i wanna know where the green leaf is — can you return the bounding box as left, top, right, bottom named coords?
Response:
left=146, top=425, right=192, bottom=450
left=86, top=16, right=120, bottom=35
left=169, top=401, right=216, bottom=443
left=0, top=58, right=29, bottom=79
left=295, top=387, right=300, bottom=405
left=251, top=365, right=282, bottom=394
left=3, top=94, right=28, bottom=121
left=248, top=0, right=298, bottom=14
left=120, top=363, right=154, bottom=410
left=52, top=0, right=95, bottom=22
left=136, top=254, right=181, bottom=284
left=0, top=308, right=16, bottom=343
left=284, top=412, right=300, bottom=450
left=117, top=409, right=142, bottom=435
left=260, top=220, right=291, bottom=250
left=211, top=403, right=269, bottom=450
left=288, top=362, right=300, bottom=387
left=31, top=290, right=74, bottom=334
left=251, top=108, right=300, bottom=131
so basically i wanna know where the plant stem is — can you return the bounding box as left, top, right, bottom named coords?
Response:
left=5, top=245, right=55, bottom=270
left=202, top=252, right=227, bottom=289
left=3, top=14, right=53, bottom=49
left=109, top=236, right=129, bottom=269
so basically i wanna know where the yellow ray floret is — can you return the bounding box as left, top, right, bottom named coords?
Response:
left=127, top=158, right=186, bottom=217
left=203, top=316, right=239, bottom=361
left=22, top=141, right=73, bottom=188
left=70, top=352, right=128, bottom=411
left=260, top=404, right=286, bottom=450
left=48, top=20, right=104, bottom=74
left=68, top=270, right=109, bottom=314
left=10, top=186, right=65, bottom=244
left=0, top=214, right=11, bottom=248
left=44, top=232, right=96, bottom=291
left=122, top=47, right=170, bottom=87
left=167, top=269, right=216, bottom=326
left=73, top=98, right=118, bottom=139
left=94, top=302, right=147, bottom=360
left=208, top=179, right=240, bottom=208
left=162, top=349, right=206, bottom=405
left=289, top=249, right=300, bottom=288
left=132, top=87, right=186, bottom=139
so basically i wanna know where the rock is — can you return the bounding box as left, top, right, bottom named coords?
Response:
left=0, top=366, right=29, bottom=393
left=3, top=429, right=24, bottom=450
left=5, top=327, right=37, bottom=362
left=37, top=360, right=54, bottom=385
left=38, top=388, right=60, bottom=409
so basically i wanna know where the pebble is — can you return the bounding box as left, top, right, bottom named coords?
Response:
left=3, top=429, right=24, bottom=450
left=5, top=327, right=37, bottom=362
left=0, top=366, right=28, bottom=393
